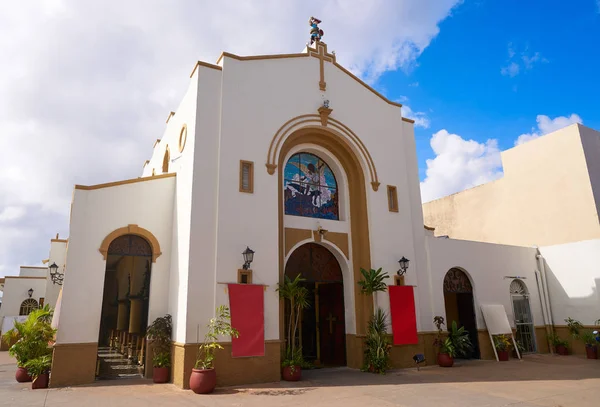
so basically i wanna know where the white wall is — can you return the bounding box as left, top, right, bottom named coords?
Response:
left=199, top=48, right=423, bottom=342
left=19, top=267, right=46, bottom=277
left=45, top=241, right=67, bottom=309
left=540, top=239, right=600, bottom=325
left=56, top=176, right=175, bottom=344
left=0, top=277, right=47, bottom=321
left=425, top=236, right=543, bottom=332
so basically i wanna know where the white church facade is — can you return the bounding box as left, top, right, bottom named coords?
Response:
left=5, top=39, right=596, bottom=389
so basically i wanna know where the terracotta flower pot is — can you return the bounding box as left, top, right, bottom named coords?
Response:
left=189, top=368, right=216, bottom=394
left=282, top=365, right=302, bottom=381
left=15, top=367, right=32, bottom=383
left=153, top=367, right=170, bottom=383
left=437, top=353, right=454, bottom=367
left=555, top=345, right=568, bottom=355
left=585, top=345, right=598, bottom=360
left=497, top=350, right=509, bottom=361
left=32, top=373, right=49, bottom=389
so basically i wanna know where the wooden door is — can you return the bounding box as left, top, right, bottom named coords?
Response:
left=318, top=283, right=346, bottom=366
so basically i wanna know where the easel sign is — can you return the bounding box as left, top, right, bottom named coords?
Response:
left=480, top=304, right=521, bottom=361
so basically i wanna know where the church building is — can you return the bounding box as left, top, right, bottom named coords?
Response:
left=26, top=28, right=596, bottom=389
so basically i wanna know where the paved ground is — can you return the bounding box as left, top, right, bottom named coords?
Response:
left=1, top=351, right=599, bottom=407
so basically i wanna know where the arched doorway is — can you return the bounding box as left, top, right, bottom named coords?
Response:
left=285, top=243, right=346, bottom=366
left=97, top=234, right=153, bottom=380
left=19, top=298, right=39, bottom=316
left=510, top=279, right=536, bottom=353
left=443, top=268, right=480, bottom=358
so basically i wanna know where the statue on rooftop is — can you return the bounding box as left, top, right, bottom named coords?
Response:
left=309, top=16, right=324, bottom=45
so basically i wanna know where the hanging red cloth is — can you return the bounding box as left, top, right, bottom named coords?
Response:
left=228, top=284, right=265, bottom=357
left=388, top=285, right=418, bottom=345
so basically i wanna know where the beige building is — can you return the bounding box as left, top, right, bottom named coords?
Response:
left=423, top=124, right=600, bottom=247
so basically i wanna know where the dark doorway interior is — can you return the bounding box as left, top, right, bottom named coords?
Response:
left=285, top=243, right=346, bottom=366
left=443, top=268, right=480, bottom=359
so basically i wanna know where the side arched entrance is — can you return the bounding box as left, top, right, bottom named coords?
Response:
left=443, top=268, right=480, bottom=359
left=97, top=234, right=153, bottom=380
left=285, top=243, right=346, bottom=366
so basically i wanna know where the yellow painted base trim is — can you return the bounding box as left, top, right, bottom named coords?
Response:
left=50, top=343, right=98, bottom=388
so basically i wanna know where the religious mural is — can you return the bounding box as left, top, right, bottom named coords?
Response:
left=284, top=153, right=339, bottom=220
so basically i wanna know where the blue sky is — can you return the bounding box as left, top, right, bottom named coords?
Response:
left=377, top=0, right=600, bottom=181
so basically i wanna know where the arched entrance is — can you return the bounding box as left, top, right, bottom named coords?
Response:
left=510, top=279, right=536, bottom=353
left=443, top=268, right=480, bottom=358
left=285, top=243, right=346, bottom=366
left=97, top=234, right=153, bottom=380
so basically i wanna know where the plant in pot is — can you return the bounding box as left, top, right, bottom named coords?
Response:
left=25, top=354, right=52, bottom=389
left=190, top=306, right=239, bottom=394
left=2, top=305, right=55, bottom=384
left=433, top=316, right=452, bottom=367
left=277, top=274, right=309, bottom=381
left=565, top=317, right=584, bottom=339
left=362, top=308, right=391, bottom=374
left=580, top=330, right=598, bottom=360
left=146, top=314, right=172, bottom=383
left=493, top=334, right=512, bottom=361
left=358, top=267, right=391, bottom=374
left=512, top=340, right=526, bottom=359
left=548, top=333, right=570, bottom=355
left=437, top=320, right=473, bottom=367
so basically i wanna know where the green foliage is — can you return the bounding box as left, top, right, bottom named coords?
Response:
left=446, top=321, right=473, bottom=358
left=357, top=268, right=389, bottom=295
left=580, top=330, right=598, bottom=347
left=277, top=275, right=310, bottom=366
left=147, top=314, right=172, bottom=367
left=362, top=308, right=391, bottom=374
left=24, top=355, right=52, bottom=379
left=432, top=315, right=446, bottom=350
left=2, top=305, right=55, bottom=367
left=439, top=338, right=454, bottom=356
left=194, top=306, right=239, bottom=370
left=565, top=317, right=584, bottom=339
left=548, top=333, right=570, bottom=348
left=493, top=334, right=512, bottom=352
left=152, top=352, right=171, bottom=368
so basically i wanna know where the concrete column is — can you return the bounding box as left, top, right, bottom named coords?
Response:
left=129, top=298, right=143, bottom=334
left=116, top=301, right=129, bottom=331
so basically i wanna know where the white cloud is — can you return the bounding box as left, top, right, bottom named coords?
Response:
left=500, top=43, right=547, bottom=78
left=420, top=130, right=503, bottom=202
left=0, top=207, right=26, bottom=222
left=501, top=62, right=520, bottom=78
left=0, top=1, right=462, bottom=276
left=403, top=105, right=430, bottom=128
left=515, top=114, right=583, bottom=145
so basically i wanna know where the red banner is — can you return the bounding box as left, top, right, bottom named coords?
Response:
left=228, top=284, right=265, bottom=357
left=388, top=285, right=418, bottom=345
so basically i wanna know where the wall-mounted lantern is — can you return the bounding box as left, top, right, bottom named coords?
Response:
left=242, top=247, right=255, bottom=270
left=397, top=256, right=410, bottom=276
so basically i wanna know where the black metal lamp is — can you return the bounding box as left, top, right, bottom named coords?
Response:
left=49, top=262, right=64, bottom=286
left=397, top=256, right=410, bottom=276
left=242, top=247, right=255, bottom=270
left=28, top=288, right=33, bottom=298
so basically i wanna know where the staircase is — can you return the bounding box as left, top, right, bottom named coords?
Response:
left=96, top=346, right=144, bottom=380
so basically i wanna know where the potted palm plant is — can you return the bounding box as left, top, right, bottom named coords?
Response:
left=25, top=355, right=52, bottom=389
left=189, top=306, right=239, bottom=394
left=493, top=334, right=512, bottom=361
left=435, top=319, right=473, bottom=367
left=2, top=306, right=55, bottom=384
left=548, top=333, right=569, bottom=355
left=357, top=268, right=391, bottom=374
left=277, top=274, right=309, bottom=381
left=580, top=330, right=598, bottom=359
left=362, top=308, right=391, bottom=374
left=146, top=314, right=172, bottom=383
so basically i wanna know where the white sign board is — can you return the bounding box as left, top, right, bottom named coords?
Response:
left=480, top=304, right=512, bottom=335
left=480, top=304, right=521, bottom=361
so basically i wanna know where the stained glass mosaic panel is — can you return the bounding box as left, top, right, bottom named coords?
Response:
left=284, top=153, right=339, bottom=220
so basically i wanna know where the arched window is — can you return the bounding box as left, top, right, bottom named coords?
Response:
left=510, top=279, right=528, bottom=295
left=19, top=298, right=39, bottom=316
left=284, top=152, right=339, bottom=220
left=162, top=146, right=170, bottom=173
